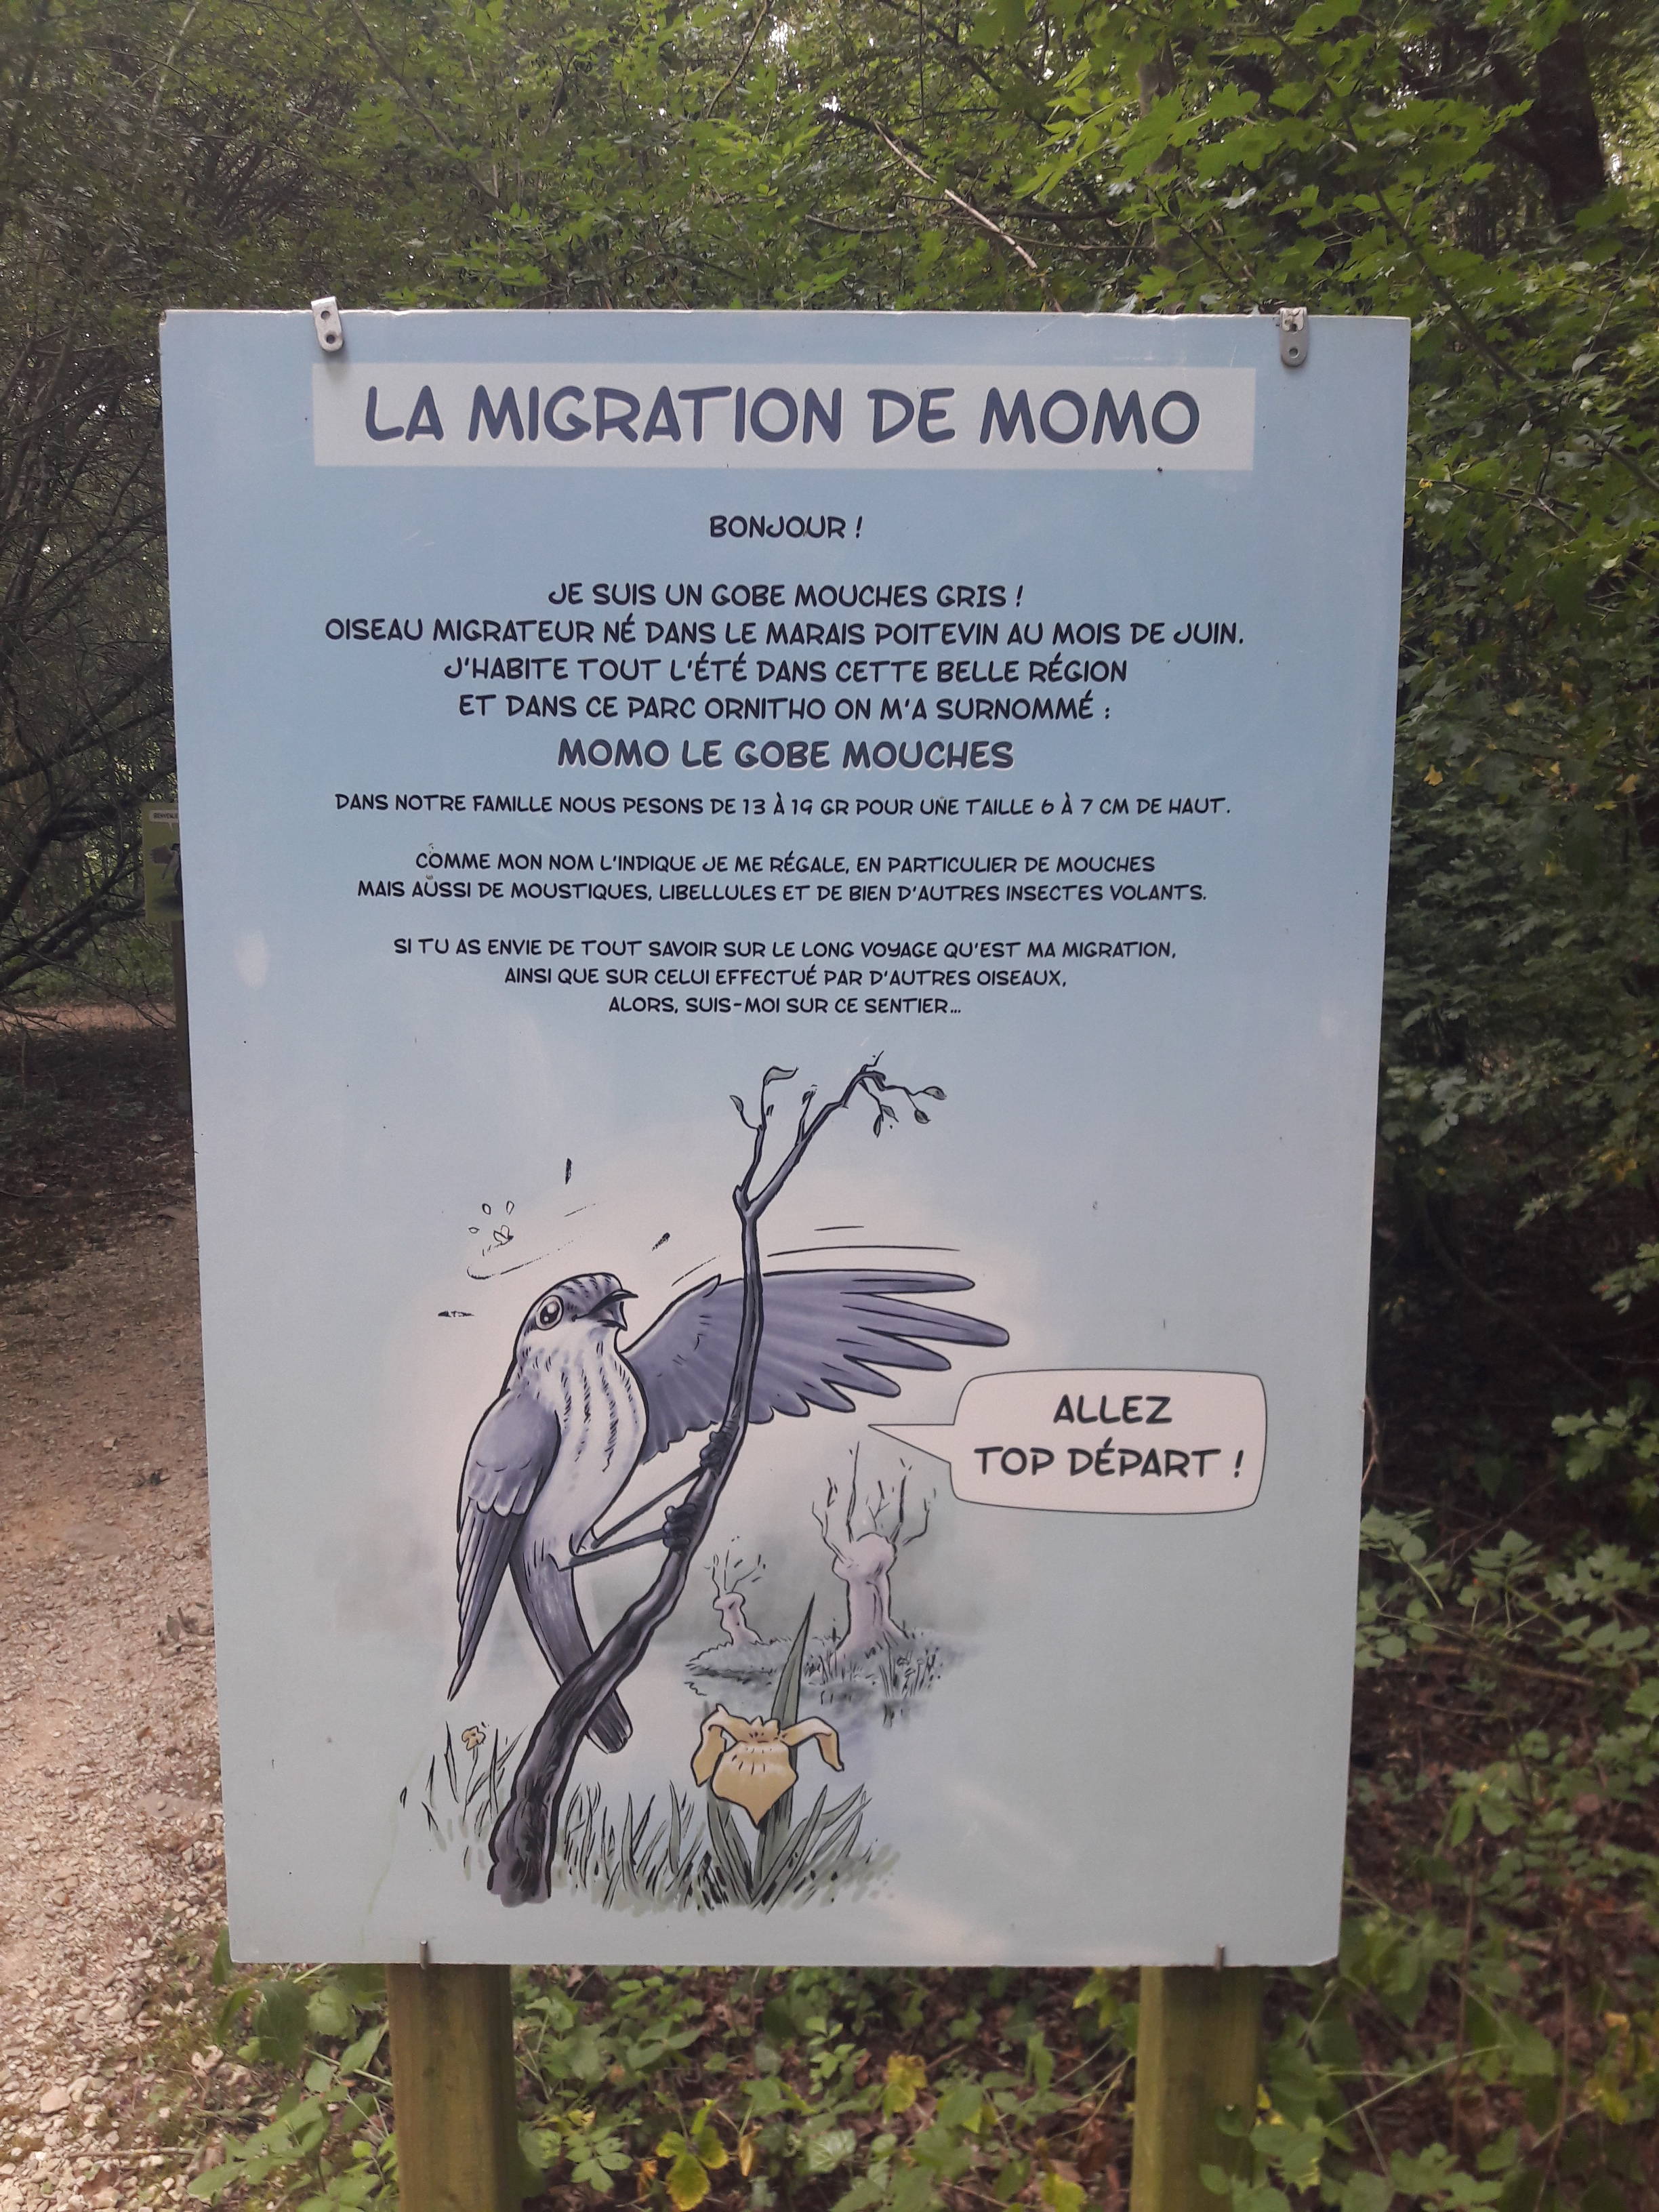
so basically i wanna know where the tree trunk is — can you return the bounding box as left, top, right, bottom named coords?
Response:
left=1528, top=20, right=1605, bottom=220
left=832, top=1533, right=904, bottom=1666
left=715, top=1593, right=761, bottom=1646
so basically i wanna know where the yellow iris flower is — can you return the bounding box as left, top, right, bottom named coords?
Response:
left=691, top=1708, right=842, bottom=1824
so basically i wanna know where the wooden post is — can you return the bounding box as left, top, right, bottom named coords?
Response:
left=168, top=915, right=191, bottom=1109
left=1130, top=1965, right=1265, bottom=2212
left=386, top=1962, right=519, bottom=2212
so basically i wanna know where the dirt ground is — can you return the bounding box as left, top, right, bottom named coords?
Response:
left=0, top=1008, right=194, bottom=1298
left=0, top=1010, right=220, bottom=2208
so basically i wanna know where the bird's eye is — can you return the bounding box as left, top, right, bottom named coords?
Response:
left=537, top=1298, right=563, bottom=1329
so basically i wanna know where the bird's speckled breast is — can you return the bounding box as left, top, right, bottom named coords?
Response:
left=520, top=1326, right=647, bottom=1566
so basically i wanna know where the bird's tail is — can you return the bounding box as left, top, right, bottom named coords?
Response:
left=513, top=1557, right=632, bottom=1753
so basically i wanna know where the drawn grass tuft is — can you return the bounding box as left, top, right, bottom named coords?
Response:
left=548, top=1780, right=887, bottom=1912
left=413, top=1711, right=886, bottom=1908
left=415, top=1723, right=520, bottom=1879
left=554, top=1607, right=893, bottom=1910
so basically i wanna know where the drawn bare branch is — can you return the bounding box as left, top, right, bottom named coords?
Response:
left=487, top=1057, right=944, bottom=1904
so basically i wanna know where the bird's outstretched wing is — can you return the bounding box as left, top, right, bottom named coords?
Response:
left=451, top=1385, right=560, bottom=1697
left=623, top=1269, right=1008, bottom=1463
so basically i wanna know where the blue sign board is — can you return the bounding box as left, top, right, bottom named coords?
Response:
left=161, top=308, right=1407, bottom=1965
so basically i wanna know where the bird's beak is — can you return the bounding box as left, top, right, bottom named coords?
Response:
left=594, top=1289, right=633, bottom=1329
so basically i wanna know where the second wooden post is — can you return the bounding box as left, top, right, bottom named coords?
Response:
left=1130, top=1965, right=1265, bottom=2212
left=386, top=1961, right=519, bottom=2212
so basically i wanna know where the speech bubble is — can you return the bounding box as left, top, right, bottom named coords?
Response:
left=874, top=1369, right=1267, bottom=1515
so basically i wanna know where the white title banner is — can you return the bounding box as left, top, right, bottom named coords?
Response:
left=312, top=362, right=1255, bottom=470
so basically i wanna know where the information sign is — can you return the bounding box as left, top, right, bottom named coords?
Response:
left=161, top=310, right=1408, bottom=1965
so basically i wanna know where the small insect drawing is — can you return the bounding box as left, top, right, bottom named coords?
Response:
left=470, top=1200, right=516, bottom=1253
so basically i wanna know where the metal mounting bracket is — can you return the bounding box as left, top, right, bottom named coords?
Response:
left=1275, top=306, right=1309, bottom=368
left=310, top=296, right=344, bottom=354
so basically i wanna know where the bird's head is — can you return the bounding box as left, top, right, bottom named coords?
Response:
left=515, top=1271, right=633, bottom=1359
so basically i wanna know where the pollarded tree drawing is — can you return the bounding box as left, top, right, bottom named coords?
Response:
left=710, top=1546, right=765, bottom=1647
left=682, top=1544, right=787, bottom=1705
left=680, top=1449, right=953, bottom=1728
left=813, top=1453, right=933, bottom=1673
left=444, top=1059, right=1008, bottom=1906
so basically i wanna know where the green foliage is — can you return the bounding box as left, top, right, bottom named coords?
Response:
left=188, top=1961, right=393, bottom=2203
left=0, top=0, right=384, bottom=998
left=655, top=2104, right=731, bottom=2209
left=1553, top=1394, right=1659, bottom=1513
left=1314, top=1511, right=1659, bottom=2209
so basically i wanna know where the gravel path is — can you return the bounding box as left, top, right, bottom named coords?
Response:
left=0, top=1204, right=223, bottom=2208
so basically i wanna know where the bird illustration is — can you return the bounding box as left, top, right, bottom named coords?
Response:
left=451, top=1266, right=1007, bottom=1750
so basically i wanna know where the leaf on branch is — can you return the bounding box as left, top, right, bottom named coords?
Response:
left=764, top=1065, right=798, bottom=1082
left=883, top=2052, right=928, bottom=2116
left=666, top=2152, right=711, bottom=2210
left=920, top=1086, right=945, bottom=1099
left=730, top=1094, right=748, bottom=1119
left=914, top=1109, right=930, bottom=1124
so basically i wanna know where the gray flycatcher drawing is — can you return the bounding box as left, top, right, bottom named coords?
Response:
left=450, top=1265, right=1008, bottom=1750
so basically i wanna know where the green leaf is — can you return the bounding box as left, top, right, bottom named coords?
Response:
left=884, top=2052, right=928, bottom=2116
left=831, top=2182, right=890, bottom=2212
left=934, top=2080, right=985, bottom=2130
left=804, top=2129, right=858, bottom=2173
left=1494, top=2009, right=1559, bottom=2078
left=1292, top=0, right=1358, bottom=32
left=1038, top=2175, right=1084, bottom=2212
left=337, top=2022, right=386, bottom=2077
left=253, top=1979, right=312, bottom=2070
left=186, top=2165, right=242, bottom=2203
left=1338, top=2175, right=1395, bottom=2212
left=754, top=1598, right=816, bottom=1883
left=307, top=1981, right=357, bottom=2039
left=889, top=2166, right=941, bottom=2212
left=705, top=1790, right=757, bottom=1902
left=666, top=2152, right=712, bottom=2209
